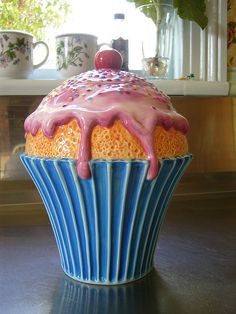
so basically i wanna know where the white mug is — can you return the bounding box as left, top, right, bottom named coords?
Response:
left=0, top=30, right=49, bottom=79
left=56, top=33, right=99, bottom=78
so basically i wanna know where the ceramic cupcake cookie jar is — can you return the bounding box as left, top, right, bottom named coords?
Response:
left=21, top=49, right=192, bottom=285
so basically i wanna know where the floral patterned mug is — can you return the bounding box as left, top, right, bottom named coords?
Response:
left=56, top=33, right=99, bottom=78
left=0, top=30, right=49, bottom=79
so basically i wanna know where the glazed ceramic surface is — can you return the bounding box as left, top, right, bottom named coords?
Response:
left=21, top=155, right=192, bottom=285
left=0, top=30, right=49, bottom=78
left=56, top=33, right=98, bottom=78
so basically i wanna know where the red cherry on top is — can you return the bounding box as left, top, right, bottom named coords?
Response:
left=95, top=49, right=123, bottom=71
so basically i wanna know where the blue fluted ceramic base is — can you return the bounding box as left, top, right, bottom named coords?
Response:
left=21, top=155, right=192, bottom=285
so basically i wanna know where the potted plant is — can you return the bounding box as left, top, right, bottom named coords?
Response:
left=0, top=0, right=71, bottom=40
left=127, top=0, right=208, bottom=77
left=128, top=0, right=208, bottom=30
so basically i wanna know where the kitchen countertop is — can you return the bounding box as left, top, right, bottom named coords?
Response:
left=0, top=203, right=235, bottom=314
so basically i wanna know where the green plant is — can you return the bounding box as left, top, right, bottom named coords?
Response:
left=0, top=0, right=71, bottom=39
left=127, top=0, right=208, bottom=29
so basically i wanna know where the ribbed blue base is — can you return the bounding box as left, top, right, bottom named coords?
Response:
left=21, top=155, right=192, bottom=285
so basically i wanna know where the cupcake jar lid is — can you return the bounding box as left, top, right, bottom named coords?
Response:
left=24, top=49, right=189, bottom=180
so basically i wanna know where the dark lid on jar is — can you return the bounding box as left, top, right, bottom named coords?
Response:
left=114, top=13, right=125, bottom=20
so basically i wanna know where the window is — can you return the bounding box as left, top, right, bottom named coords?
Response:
left=38, top=0, right=228, bottom=84
left=42, top=0, right=156, bottom=72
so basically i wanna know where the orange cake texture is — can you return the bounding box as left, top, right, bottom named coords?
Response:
left=25, top=120, right=188, bottom=160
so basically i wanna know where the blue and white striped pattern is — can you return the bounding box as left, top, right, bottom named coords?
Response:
left=21, top=155, right=192, bottom=285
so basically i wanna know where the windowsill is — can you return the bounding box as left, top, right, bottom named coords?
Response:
left=0, top=69, right=230, bottom=96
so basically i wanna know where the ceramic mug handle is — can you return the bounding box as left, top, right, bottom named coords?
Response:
left=33, top=41, right=49, bottom=69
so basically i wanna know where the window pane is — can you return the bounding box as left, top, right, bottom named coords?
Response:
left=42, top=0, right=156, bottom=71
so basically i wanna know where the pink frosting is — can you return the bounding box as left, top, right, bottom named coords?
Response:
left=24, top=69, right=189, bottom=180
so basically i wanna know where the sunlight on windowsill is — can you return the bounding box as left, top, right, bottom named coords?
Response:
left=0, top=74, right=229, bottom=96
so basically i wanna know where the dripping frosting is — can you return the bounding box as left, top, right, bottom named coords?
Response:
left=24, top=69, right=189, bottom=180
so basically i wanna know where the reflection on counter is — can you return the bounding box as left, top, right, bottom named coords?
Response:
left=1, top=207, right=235, bottom=313
left=51, top=271, right=184, bottom=314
